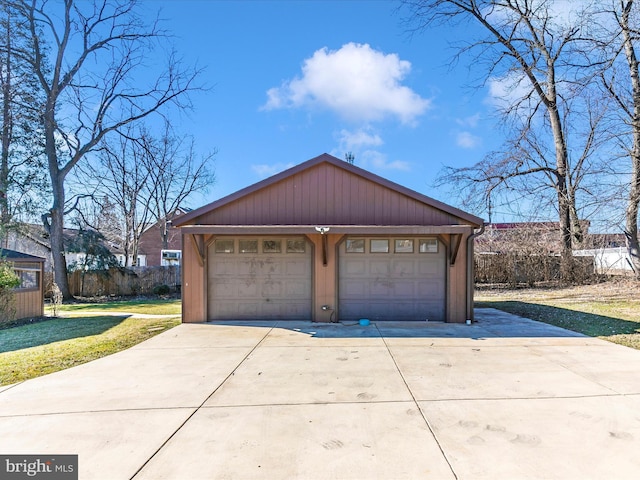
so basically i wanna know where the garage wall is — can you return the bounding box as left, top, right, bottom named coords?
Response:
left=307, top=233, right=342, bottom=322
left=181, top=233, right=206, bottom=323
left=447, top=233, right=470, bottom=323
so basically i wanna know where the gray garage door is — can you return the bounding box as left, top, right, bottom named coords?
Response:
left=208, top=237, right=312, bottom=320
left=338, top=237, right=446, bottom=321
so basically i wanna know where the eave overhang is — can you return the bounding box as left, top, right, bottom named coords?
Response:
left=180, top=225, right=476, bottom=235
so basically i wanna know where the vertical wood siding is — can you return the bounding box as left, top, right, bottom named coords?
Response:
left=13, top=261, right=44, bottom=320
left=447, top=233, right=470, bottom=323
left=192, top=163, right=461, bottom=226
left=307, top=233, right=341, bottom=322
left=181, top=234, right=206, bottom=322
left=14, top=289, right=43, bottom=319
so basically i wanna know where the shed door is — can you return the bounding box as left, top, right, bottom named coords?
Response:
left=338, top=237, right=446, bottom=321
left=208, top=237, right=312, bottom=320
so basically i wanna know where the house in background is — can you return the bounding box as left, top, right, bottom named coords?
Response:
left=0, top=248, right=45, bottom=320
left=138, top=208, right=191, bottom=267
left=2, top=224, right=146, bottom=271
left=2, top=224, right=53, bottom=271
left=175, top=153, right=484, bottom=323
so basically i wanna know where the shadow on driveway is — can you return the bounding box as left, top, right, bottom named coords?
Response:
left=205, top=307, right=590, bottom=340
left=478, top=300, right=640, bottom=340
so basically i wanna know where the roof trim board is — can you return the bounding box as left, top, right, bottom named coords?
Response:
left=0, top=249, right=46, bottom=262
left=180, top=225, right=476, bottom=235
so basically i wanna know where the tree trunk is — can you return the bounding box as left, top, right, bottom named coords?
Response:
left=625, top=154, right=640, bottom=276
left=162, top=220, right=169, bottom=251
left=547, top=91, right=575, bottom=281
left=0, top=8, right=12, bottom=228
left=43, top=95, right=72, bottom=299
left=622, top=1, right=640, bottom=277
left=47, top=176, right=72, bottom=299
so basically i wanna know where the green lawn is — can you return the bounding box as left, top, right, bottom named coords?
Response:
left=476, top=283, right=640, bottom=350
left=46, top=298, right=181, bottom=316
left=0, top=310, right=180, bottom=385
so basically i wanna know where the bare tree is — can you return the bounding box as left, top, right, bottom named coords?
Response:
left=140, top=120, right=215, bottom=250
left=597, top=0, right=640, bottom=276
left=79, top=120, right=215, bottom=266
left=437, top=91, right=608, bottom=246
left=88, top=125, right=155, bottom=267
left=15, top=0, right=200, bottom=298
left=0, top=1, right=47, bottom=240
left=402, top=0, right=599, bottom=279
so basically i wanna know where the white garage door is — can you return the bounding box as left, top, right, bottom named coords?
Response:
left=208, top=237, right=312, bottom=320
left=338, top=237, right=446, bottom=321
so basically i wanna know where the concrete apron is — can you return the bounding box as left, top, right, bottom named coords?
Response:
left=0, top=309, right=638, bottom=479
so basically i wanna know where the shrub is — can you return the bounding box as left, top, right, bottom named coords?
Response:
left=153, top=284, right=171, bottom=295
left=0, top=259, right=19, bottom=322
left=50, top=283, right=63, bottom=317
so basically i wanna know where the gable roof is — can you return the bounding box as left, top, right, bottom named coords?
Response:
left=175, top=153, right=483, bottom=228
left=0, top=248, right=45, bottom=262
left=9, top=223, right=126, bottom=255
left=140, top=207, right=193, bottom=235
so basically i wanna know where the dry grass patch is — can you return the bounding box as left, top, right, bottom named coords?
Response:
left=476, top=279, right=640, bottom=350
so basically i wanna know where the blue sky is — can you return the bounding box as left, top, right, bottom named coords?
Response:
left=147, top=0, right=503, bottom=221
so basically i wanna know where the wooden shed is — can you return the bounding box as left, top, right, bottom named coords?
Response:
left=174, top=154, right=484, bottom=323
left=0, top=248, right=45, bottom=320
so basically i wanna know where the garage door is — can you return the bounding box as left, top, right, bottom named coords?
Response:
left=208, top=237, right=312, bottom=320
left=338, top=237, right=446, bottom=321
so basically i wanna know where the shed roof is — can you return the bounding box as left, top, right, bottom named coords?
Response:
left=175, top=153, right=484, bottom=228
left=0, top=248, right=45, bottom=262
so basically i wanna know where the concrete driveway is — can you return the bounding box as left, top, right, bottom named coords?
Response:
left=1, top=309, right=639, bottom=479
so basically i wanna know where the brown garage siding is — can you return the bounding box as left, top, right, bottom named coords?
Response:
left=194, top=163, right=459, bottom=226
left=181, top=234, right=206, bottom=323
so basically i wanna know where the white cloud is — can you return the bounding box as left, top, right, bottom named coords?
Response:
left=251, top=162, right=295, bottom=178
left=456, top=131, right=482, bottom=149
left=456, top=113, right=481, bottom=128
left=337, top=128, right=383, bottom=151
left=362, top=150, right=411, bottom=171
left=263, top=43, right=430, bottom=124
left=485, top=72, right=533, bottom=112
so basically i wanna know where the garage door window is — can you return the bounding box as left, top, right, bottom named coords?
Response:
left=263, top=239, right=282, bottom=253
left=395, top=239, right=414, bottom=253
left=419, top=238, right=439, bottom=253
left=287, top=239, right=306, bottom=253
left=370, top=239, right=389, bottom=253
left=346, top=239, right=365, bottom=253
left=215, top=239, right=234, bottom=253
left=239, top=240, right=258, bottom=253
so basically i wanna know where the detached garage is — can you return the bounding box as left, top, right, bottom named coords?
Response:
left=174, top=153, right=484, bottom=323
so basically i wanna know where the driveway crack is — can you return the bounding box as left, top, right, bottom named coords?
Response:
left=374, top=323, right=459, bottom=480
left=128, top=323, right=276, bottom=480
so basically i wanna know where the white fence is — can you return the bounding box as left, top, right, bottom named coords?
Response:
left=573, top=247, right=634, bottom=275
